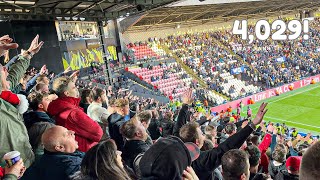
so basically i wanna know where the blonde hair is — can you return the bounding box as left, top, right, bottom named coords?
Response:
left=272, top=144, right=287, bottom=163
left=114, top=98, right=129, bottom=108
left=52, top=77, right=73, bottom=97
left=36, top=74, right=49, bottom=84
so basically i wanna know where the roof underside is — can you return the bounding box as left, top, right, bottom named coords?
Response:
left=0, top=0, right=177, bottom=21
left=128, top=0, right=320, bottom=31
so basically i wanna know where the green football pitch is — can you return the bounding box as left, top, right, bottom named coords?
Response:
left=240, top=83, right=320, bottom=135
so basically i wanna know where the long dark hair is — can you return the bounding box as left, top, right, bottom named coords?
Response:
left=80, top=139, right=131, bottom=180
left=80, top=89, right=93, bottom=104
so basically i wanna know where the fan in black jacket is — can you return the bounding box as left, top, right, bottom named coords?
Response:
left=174, top=90, right=269, bottom=180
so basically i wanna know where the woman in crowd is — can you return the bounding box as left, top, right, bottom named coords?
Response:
left=71, top=139, right=131, bottom=180
left=79, top=89, right=94, bottom=114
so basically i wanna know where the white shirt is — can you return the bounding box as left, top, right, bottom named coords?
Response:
left=87, top=102, right=109, bottom=123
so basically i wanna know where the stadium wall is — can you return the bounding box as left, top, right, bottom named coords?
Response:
left=0, top=21, right=64, bottom=73
left=210, top=74, right=320, bottom=113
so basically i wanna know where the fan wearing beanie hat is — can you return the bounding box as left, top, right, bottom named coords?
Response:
left=139, top=136, right=200, bottom=180
left=274, top=156, right=302, bottom=180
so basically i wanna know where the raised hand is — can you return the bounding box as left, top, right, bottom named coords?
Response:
left=0, top=35, right=13, bottom=43
left=0, top=35, right=19, bottom=56
left=63, top=66, right=72, bottom=74
left=182, top=89, right=193, bottom=105
left=252, top=102, right=268, bottom=125
left=273, top=127, right=278, bottom=135
left=267, top=124, right=274, bottom=133
left=40, top=65, right=46, bottom=75
left=69, top=70, right=79, bottom=81
left=296, top=134, right=302, bottom=141
left=260, top=122, right=267, bottom=133
left=241, top=120, right=249, bottom=128
left=27, top=34, right=44, bottom=55
left=183, top=166, right=199, bottom=180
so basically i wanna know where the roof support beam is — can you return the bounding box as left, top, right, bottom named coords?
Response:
left=47, top=2, right=61, bottom=13
left=73, top=0, right=106, bottom=17
left=0, top=0, right=23, bottom=9
left=64, top=2, right=82, bottom=14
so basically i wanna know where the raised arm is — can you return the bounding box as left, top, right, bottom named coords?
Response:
left=173, top=89, right=193, bottom=136
left=7, top=35, right=44, bottom=89
left=193, top=103, right=268, bottom=173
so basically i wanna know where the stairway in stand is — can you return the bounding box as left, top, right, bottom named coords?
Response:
left=211, top=36, right=262, bottom=76
left=277, top=41, right=309, bottom=62
left=160, top=45, right=230, bottom=100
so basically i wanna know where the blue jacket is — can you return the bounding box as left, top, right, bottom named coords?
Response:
left=23, top=111, right=55, bottom=129
left=21, top=150, right=84, bottom=180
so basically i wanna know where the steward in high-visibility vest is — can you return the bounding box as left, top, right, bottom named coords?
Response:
left=276, top=124, right=282, bottom=134
left=281, top=126, right=287, bottom=135
left=292, top=129, right=298, bottom=138
left=230, top=116, right=235, bottom=122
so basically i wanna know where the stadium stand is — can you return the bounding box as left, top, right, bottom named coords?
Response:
left=128, top=62, right=193, bottom=99
left=1, top=1, right=320, bottom=180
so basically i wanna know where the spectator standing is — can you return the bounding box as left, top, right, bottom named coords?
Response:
left=48, top=76, right=103, bottom=152
left=0, top=34, right=44, bottom=168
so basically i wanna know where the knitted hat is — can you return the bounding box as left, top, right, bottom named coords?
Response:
left=140, top=136, right=200, bottom=180
left=286, top=156, right=302, bottom=172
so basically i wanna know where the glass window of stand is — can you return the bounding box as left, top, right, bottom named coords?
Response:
left=55, top=21, right=99, bottom=41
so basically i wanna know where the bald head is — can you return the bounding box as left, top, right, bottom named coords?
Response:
left=300, top=141, right=320, bottom=180
left=41, top=126, right=78, bottom=153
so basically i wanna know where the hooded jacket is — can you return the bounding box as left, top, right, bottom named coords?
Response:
left=47, top=97, right=103, bottom=152
left=0, top=56, right=34, bottom=168
left=140, top=136, right=193, bottom=180
left=23, top=111, right=55, bottom=129
left=122, top=140, right=150, bottom=170
left=268, top=160, right=286, bottom=179
left=107, top=113, right=126, bottom=150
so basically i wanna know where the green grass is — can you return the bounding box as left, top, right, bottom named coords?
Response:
left=241, top=83, right=320, bottom=135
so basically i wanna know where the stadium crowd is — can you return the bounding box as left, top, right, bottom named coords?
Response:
left=212, top=24, right=320, bottom=90
left=125, top=21, right=320, bottom=102
left=0, top=33, right=320, bottom=180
